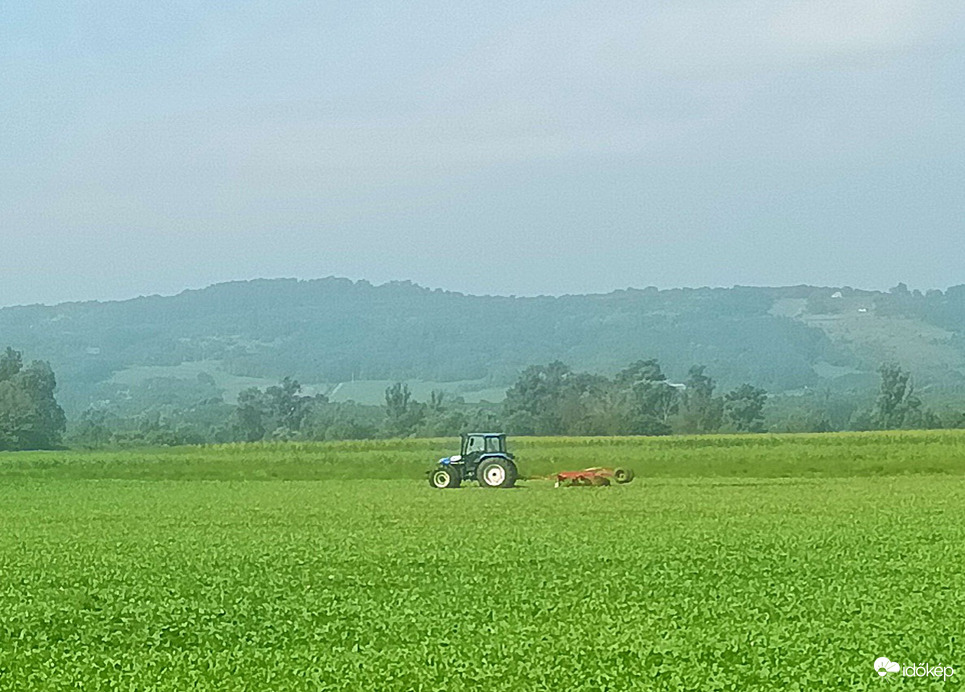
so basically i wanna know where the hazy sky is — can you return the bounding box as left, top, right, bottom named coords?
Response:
left=2, top=1, right=963, bottom=306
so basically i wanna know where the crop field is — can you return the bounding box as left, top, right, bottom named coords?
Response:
left=1, top=432, right=964, bottom=690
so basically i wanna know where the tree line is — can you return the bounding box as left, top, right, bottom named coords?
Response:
left=66, top=358, right=767, bottom=446
left=501, top=360, right=767, bottom=436
left=0, top=344, right=960, bottom=451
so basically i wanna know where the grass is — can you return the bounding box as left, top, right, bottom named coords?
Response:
left=2, top=429, right=965, bottom=481
left=0, top=432, right=963, bottom=689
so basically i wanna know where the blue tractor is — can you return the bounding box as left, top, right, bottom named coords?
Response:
left=428, top=433, right=518, bottom=489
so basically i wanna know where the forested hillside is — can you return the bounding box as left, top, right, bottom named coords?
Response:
left=1, top=278, right=963, bottom=416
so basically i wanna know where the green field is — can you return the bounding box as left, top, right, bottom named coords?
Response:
left=1, top=432, right=963, bottom=690
left=108, top=360, right=506, bottom=406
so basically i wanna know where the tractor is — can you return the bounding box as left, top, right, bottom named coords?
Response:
left=428, top=433, right=517, bottom=489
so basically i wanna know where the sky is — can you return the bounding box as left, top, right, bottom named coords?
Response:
left=1, top=0, right=964, bottom=306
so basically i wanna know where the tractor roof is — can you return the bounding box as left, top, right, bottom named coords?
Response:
left=463, top=432, right=505, bottom=437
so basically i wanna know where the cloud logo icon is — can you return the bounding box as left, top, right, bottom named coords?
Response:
left=875, top=657, right=900, bottom=676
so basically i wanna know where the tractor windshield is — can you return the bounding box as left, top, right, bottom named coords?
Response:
left=485, top=436, right=505, bottom=453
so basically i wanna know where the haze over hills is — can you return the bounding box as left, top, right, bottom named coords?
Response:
left=1, top=277, right=964, bottom=416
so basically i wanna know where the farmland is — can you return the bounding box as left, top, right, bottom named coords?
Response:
left=1, top=432, right=964, bottom=690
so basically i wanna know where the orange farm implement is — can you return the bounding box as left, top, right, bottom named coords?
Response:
left=553, top=467, right=635, bottom=487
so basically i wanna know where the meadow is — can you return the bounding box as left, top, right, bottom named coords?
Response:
left=0, top=432, right=963, bottom=690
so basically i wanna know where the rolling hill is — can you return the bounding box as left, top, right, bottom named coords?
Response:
left=1, top=278, right=963, bottom=416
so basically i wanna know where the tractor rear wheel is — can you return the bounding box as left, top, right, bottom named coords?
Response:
left=477, top=458, right=517, bottom=488
left=429, top=465, right=460, bottom=489
left=613, top=467, right=635, bottom=484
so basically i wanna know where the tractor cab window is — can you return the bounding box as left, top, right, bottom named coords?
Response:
left=465, top=436, right=485, bottom=454
left=485, top=437, right=504, bottom=453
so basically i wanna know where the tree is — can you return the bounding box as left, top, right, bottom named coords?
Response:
left=17, top=360, right=67, bottom=447
left=304, top=401, right=380, bottom=441
left=723, top=384, right=767, bottom=433
left=870, top=363, right=937, bottom=429
left=873, top=363, right=916, bottom=429
left=582, top=383, right=628, bottom=436
left=417, top=407, right=467, bottom=437
left=0, top=347, right=23, bottom=382
left=503, top=358, right=687, bottom=436
left=232, top=377, right=320, bottom=442
left=72, top=408, right=113, bottom=448
left=613, top=359, right=679, bottom=436
left=0, top=347, right=67, bottom=450
left=73, top=409, right=112, bottom=447
left=235, top=387, right=267, bottom=442
left=263, top=377, right=316, bottom=438
left=503, top=361, right=577, bottom=435
left=383, top=382, right=425, bottom=437
left=613, top=359, right=665, bottom=388
left=675, top=365, right=723, bottom=434
left=428, top=390, right=446, bottom=413
left=0, top=383, right=34, bottom=450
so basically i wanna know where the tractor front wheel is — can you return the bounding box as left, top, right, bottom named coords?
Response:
left=477, top=458, right=517, bottom=488
left=429, top=465, right=461, bottom=489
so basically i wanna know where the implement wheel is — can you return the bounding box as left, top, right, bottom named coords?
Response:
left=477, top=458, right=517, bottom=488
left=429, top=465, right=461, bottom=489
left=613, top=468, right=635, bottom=484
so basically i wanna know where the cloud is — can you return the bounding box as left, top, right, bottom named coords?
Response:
left=11, top=0, right=951, bottom=189
left=642, top=0, right=930, bottom=74
left=459, top=0, right=934, bottom=81
left=367, top=0, right=944, bottom=167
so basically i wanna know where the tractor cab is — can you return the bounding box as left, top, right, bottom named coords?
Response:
left=461, top=433, right=507, bottom=459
